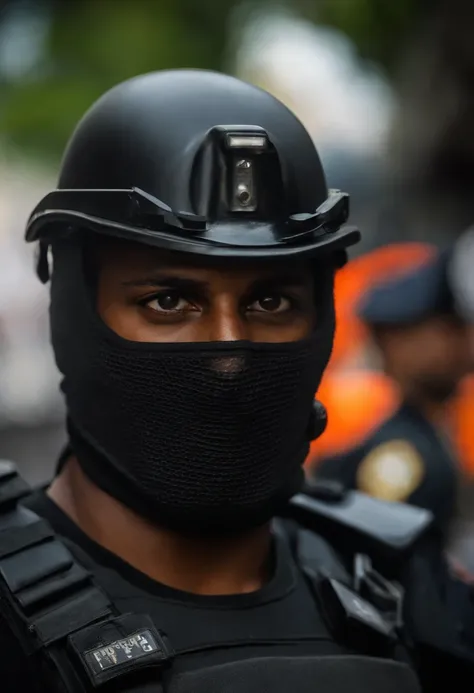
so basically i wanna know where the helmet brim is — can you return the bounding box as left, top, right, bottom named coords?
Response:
left=27, top=209, right=359, bottom=260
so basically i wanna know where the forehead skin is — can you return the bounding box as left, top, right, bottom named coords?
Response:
left=94, top=236, right=307, bottom=275
left=93, top=237, right=318, bottom=344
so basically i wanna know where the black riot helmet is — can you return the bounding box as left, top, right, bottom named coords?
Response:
left=25, top=69, right=359, bottom=272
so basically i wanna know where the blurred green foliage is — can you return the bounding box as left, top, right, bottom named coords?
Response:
left=0, top=0, right=239, bottom=161
left=311, top=0, right=424, bottom=72
left=0, top=0, right=426, bottom=162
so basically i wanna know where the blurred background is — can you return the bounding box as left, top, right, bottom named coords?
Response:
left=2, top=0, right=474, bottom=563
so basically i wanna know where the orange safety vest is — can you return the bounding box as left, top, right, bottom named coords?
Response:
left=307, top=242, right=446, bottom=467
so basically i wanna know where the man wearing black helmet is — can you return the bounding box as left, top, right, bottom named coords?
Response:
left=0, top=69, right=467, bottom=693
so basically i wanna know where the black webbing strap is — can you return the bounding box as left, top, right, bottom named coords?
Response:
left=281, top=519, right=402, bottom=659
left=0, top=461, right=173, bottom=692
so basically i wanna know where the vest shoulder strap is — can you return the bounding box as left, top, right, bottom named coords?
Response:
left=0, top=461, right=173, bottom=692
left=276, top=515, right=406, bottom=660
left=284, top=480, right=434, bottom=566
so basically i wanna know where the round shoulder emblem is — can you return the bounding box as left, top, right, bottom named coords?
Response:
left=356, top=440, right=425, bottom=502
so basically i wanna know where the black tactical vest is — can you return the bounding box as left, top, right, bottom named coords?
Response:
left=0, top=463, right=430, bottom=692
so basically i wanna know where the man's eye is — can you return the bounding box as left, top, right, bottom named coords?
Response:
left=248, top=295, right=291, bottom=313
left=145, top=291, right=191, bottom=313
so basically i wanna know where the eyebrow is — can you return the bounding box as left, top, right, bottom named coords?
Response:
left=249, top=273, right=311, bottom=291
left=121, top=271, right=310, bottom=291
left=121, top=275, right=210, bottom=290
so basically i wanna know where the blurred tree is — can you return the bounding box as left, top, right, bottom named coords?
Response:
left=301, top=0, right=426, bottom=75
left=301, top=0, right=474, bottom=246
left=378, top=0, right=474, bottom=245
left=0, top=0, right=424, bottom=163
left=0, top=0, right=243, bottom=161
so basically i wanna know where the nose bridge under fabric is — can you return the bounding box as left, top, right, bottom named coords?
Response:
left=208, top=354, right=248, bottom=377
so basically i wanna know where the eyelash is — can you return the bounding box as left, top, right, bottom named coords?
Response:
left=137, top=290, right=301, bottom=314
left=137, top=290, right=196, bottom=311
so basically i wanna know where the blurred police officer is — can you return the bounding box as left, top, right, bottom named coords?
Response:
left=0, top=70, right=469, bottom=693
left=449, top=226, right=474, bottom=326
left=447, top=228, right=474, bottom=567
left=315, top=249, right=472, bottom=530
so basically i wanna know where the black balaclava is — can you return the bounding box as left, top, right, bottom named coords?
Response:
left=50, top=233, right=335, bottom=534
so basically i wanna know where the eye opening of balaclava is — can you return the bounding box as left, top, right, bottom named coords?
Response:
left=49, top=230, right=336, bottom=535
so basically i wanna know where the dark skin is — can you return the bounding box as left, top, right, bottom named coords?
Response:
left=373, top=317, right=473, bottom=426
left=49, top=238, right=317, bottom=595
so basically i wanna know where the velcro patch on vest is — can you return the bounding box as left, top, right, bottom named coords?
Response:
left=168, top=656, right=421, bottom=693
left=68, top=613, right=173, bottom=688
left=84, top=629, right=158, bottom=675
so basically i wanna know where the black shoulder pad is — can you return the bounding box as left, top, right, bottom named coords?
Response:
left=0, top=460, right=31, bottom=510
left=283, top=486, right=434, bottom=564
left=0, top=463, right=174, bottom=690
left=296, top=527, right=351, bottom=584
